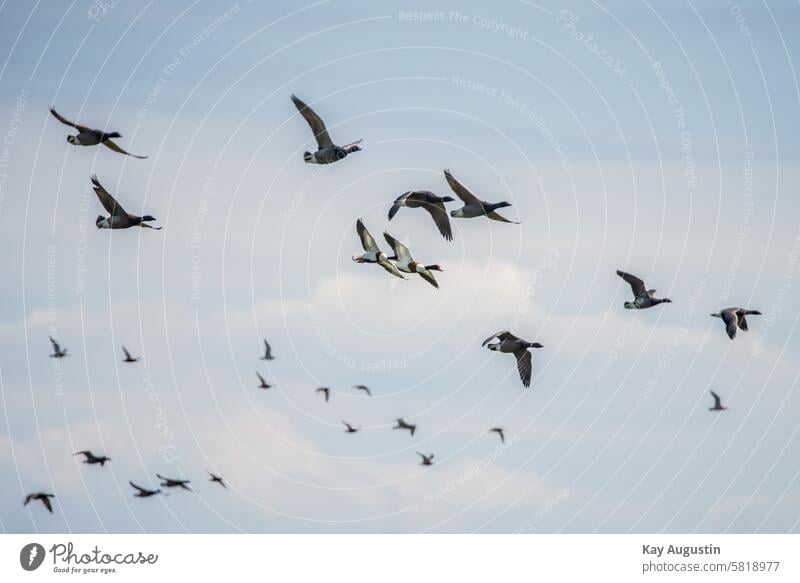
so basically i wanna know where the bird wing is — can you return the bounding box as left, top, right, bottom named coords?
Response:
left=444, top=169, right=481, bottom=205
left=388, top=192, right=409, bottom=221
left=514, top=349, right=533, bottom=388
left=378, top=257, right=408, bottom=279
left=74, top=450, right=91, bottom=458
left=710, top=390, right=722, bottom=408
left=91, top=175, right=128, bottom=218
left=42, top=496, right=53, bottom=513
left=486, top=210, right=520, bottom=224
left=736, top=312, right=749, bottom=331
left=49, top=336, right=61, bottom=352
left=721, top=309, right=739, bottom=339
left=481, top=330, right=516, bottom=347
left=263, top=339, right=272, bottom=358
left=49, top=107, right=91, bottom=132
left=129, top=481, right=147, bottom=493
left=356, top=219, right=379, bottom=252
left=122, top=346, right=133, bottom=360
left=102, top=139, right=148, bottom=159
left=256, top=371, right=267, bottom=385
left=383, top=232, right=412, bottom=262
left=291, top=95, right=333, bottom=149
left=616, top=270, right=647, bottom=297
left=418, top=269, right=439, bottom=289
left=420, top=198, right=454, bottom=241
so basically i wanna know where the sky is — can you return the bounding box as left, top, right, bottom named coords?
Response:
left=0, top=0, right=799, bottom=534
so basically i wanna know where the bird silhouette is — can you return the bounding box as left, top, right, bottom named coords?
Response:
left=417, top=452, right=434, bottom=466
left=260, top=339, right=275, bottom=360
left=129, top=481, right=161, bottom=497
left=208, top=471, right=226, bottom=488
left=489, top=428, right=506, bottom=444
left=122, top=346, right=139, bottom=363
left=316, top=387, right=330, bottom=402
left=74, top=450, right=111, bottom=466
left=709, top=391, right=728, bottom=412
left=393, top=418, right=416, bottom=436
left=256, top=371, right=275, bottom=389
left=49, top=336, right=68, bottom=358
left=342, top=421, right=360, bottom=433
left=24, top=492, right=55, bottom=513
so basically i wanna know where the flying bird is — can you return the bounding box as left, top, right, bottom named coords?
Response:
left=49, top=336, right=68, bottom=358
left=122, top=346, right=139, bottom=363
left=482, top=331, right=543, bottom=388
left=709, top=391, right=728, bottom=412
left=353, top=384, right=372, bottom=397
left=24, top=492, right=55, bottom=513
left=208, top=471, right=226, bottom=488
left=342, top=421, right=360, bottom=433
left=91, top=175, right=161, bottom=230
left=316, top=387, right=331, bottom=402
left=256, top=371, right=275, bottom=390
left=156, top=474, right=192, bottom=491
left=352, top=219, right=406, bottom=280
left=260, top=339, right=275, bottom=360
left=129, top=481, right=161, bottom=498
left=417, top=452, right=434, bottom=466
left=393, top=418, right=416, bottom=436
left=489, top=427, right=506, bottom=444
left=710, top=307, right=762, bottom=340
left=383, top=232, right=444, bottom=289
left=49, top=107, right=148, bottom=158
left=444, top=169, right=519, bottom=223
left=616, top=270, right=672, bottom=309
left=290, top=94, right=362, bottom=164
left=74, top=450, right=111, bottom=466
left=388, top=190, right=454, bottom=241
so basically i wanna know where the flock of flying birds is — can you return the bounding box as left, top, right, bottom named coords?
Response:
left=23, top=96, right=759, bottom=515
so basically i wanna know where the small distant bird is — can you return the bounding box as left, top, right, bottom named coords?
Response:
left=291, top=94, right=362, bottom=164
left=489, top=427, right=506, bottom=444
left=24, top=492, right=55, bottom=513
left=352, top=219, right=407, bottom=280
left=417, top=452, right=434, bottom=466
left=260, top=339, right=275, bottom=360
left=157, top=474, right=192, bottom=491
left=710, top=307, right=762, bottom=340
left=49, top=336, right=68, bottom=358
left=444, top=169, right=519, bottom=223
left=342, top=421, right=360, bottom=433
left=129, top=481, right=161, bottom=497
left=74, top=450, right=111, bottom=466
left=256, top=371, right=275, bottom=389
left=316, top=387, right=331, bottom=402
left=49, top=106, right=148, bottom=158
left=122, top=346, right=139, bottom=363
left=353, top=384, right=372, bottom=397
left=616, top=270, right=672, bottom=309
left=388, top=190, right=454, bottom=241
left=482, top=331, right=543, bottom=388
left=384, top=232, right=444, bottom=289
left=393, top=418, right=416, bottom=436
left=91, top=175, right=161, bottom=230
left=709, top=391, right=728, bottom=412
left=208, top=471, right=226, bottom=488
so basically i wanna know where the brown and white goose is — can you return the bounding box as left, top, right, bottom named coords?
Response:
left=352, top=219, right=406, bottom=280
left=383, top=232, right=444, bottom=289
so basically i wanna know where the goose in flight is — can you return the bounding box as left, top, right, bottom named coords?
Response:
left=208, top=471, right=226, bottom=488
left=91, top=175, right=161, bottom=230
left=353, top=384, right=372, bottom=397
left=122, top=346, right=139, bottom=363
left=383, top=232, right=444, bottom=289
left=74, top=450, right=111, bottom=466
left=616, top=270, right=672, bottom=309
left=129, top=481, right=161, bottom=497
left=342, top=421, right=360, bottom=433
left=482, top=331, right=543, bottom=388
left=388, top=191, right=454, bottom=241
left=709, top=391, right=728, bottom=412
left=489, top=427, right=505, bottom=444
left=393, top=418, right=416, bottom=436
left=290, top=94, right=362, bottom=164
left=260, top=339, right=275, bottom=360
left=49, top=107, right=148, bottom=158
left=256, top=371, right=275, bottom=390
left=710, top=307, right=762, bottom=340
left=352, top=219, right=406, bottom=280
left=417, top=452, right=434, bottom=466
left=24, top=492, right=55, bottom=513
left=49, top=336, right=68, bottom=358
left=157, top=474, right=192, bottom=491
left=444, top=170, right=519, bottom=223
left=316, top=387, right=331, bottom=402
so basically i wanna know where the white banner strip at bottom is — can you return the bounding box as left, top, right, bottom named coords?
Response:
left=1, top=534, right=797, bottom=582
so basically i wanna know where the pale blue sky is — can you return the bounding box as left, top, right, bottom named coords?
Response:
left=1, top=0, right=799, bottom=533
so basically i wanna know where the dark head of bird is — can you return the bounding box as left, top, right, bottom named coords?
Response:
left=104, top=131, right=122, bottom=139
left=441, top=196, right=455, bottom=203
left=303, top=151, right=313, bottom=162
left=141, top=215, right=157, bottom=222
left=528, top=342, right=543, bottom=349
left=424, top=264, right=444, bottom=272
